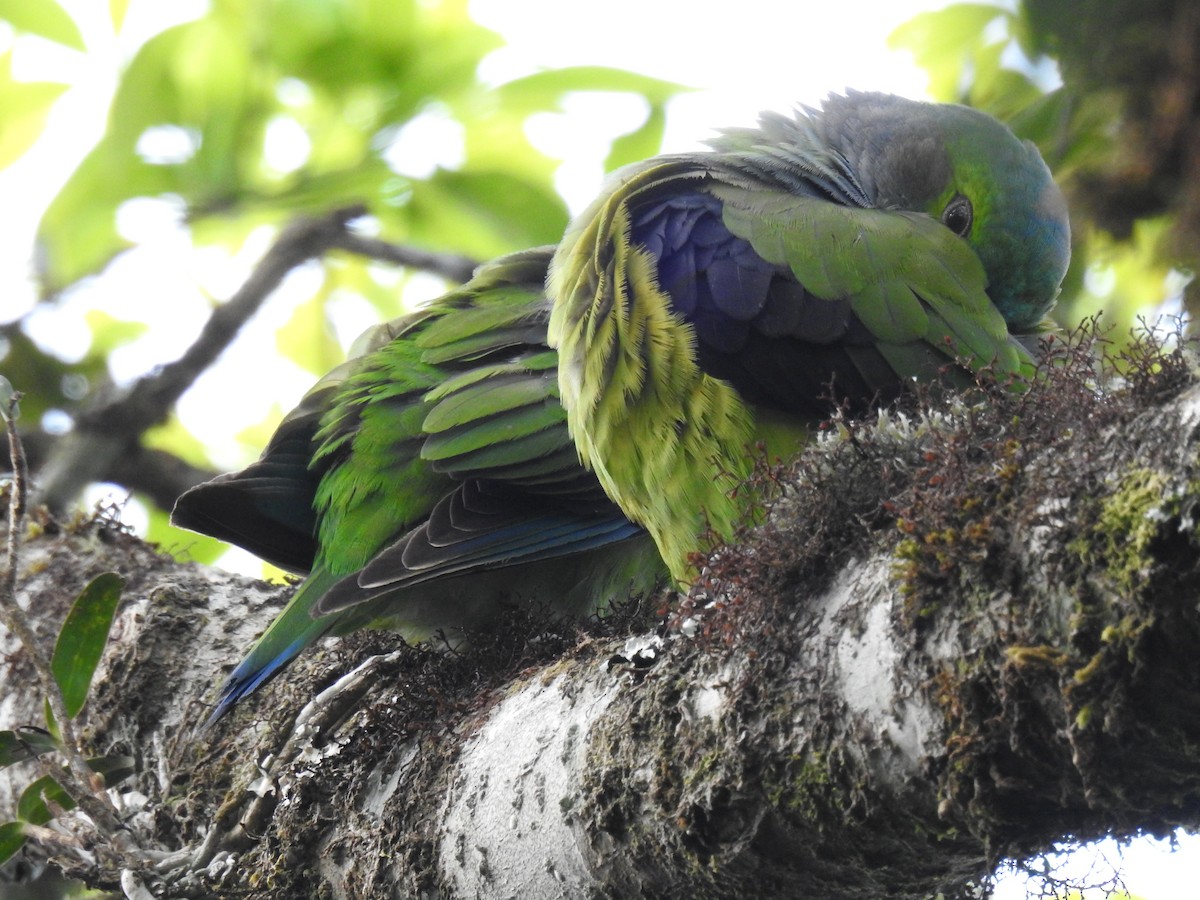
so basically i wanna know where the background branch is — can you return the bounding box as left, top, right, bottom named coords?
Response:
left=4, top=430, right=217, bottom=515
left=26, top=209, right=482, bottom=512
left=327, top=231, right=479, bottom=283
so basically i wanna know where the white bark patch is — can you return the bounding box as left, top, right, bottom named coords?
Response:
left=438, top=670, right=619, bottom=897
left=813, top=558, right=938, bottom=775
left=360, top=741, right=419, bottom=818
left=1176, top=384, right=1200, bottom=431
left=688, top=675, right=729, bottom=723
left=810, top=558, right=897, bottom=719
left=836, top=593, right=899, bottom=723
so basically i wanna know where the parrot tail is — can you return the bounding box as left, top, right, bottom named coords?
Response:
left=207, top=570, right=340, bottom=725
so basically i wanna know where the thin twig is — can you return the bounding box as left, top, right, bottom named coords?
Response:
left=1, top=401, right=146, bottom=864
left=2, top=393, right=26, bottom=605
left=327, top=230, right=479, bottom=282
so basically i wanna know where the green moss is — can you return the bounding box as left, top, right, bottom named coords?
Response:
left=1071, top=650, right=1106, bottom=685
left=1075, top=705, right=1094, bottom=730
left=765, top=751, right=834, bottom=820
left=1069, top=467, right=1171, bottom=595
left=1004, top=644, right=1069, bottom=668
left=683, top=750, right=723, bottom=788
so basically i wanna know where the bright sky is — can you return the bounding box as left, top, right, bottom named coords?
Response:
left=2, top=1, right=1198, bottom=896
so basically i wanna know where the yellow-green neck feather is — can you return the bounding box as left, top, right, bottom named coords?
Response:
left=551, top=180, right=780, bottom=584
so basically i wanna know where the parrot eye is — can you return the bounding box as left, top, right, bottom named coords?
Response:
left=941, top=195, right=973, bottom=238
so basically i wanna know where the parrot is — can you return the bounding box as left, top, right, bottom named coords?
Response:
left=173, top=247, right=665, bottom=722
left=177, top=91, right=1070, bottom=720
left=548, top=90, right=1071, bottom=583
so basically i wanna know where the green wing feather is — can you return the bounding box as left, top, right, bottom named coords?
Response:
left=712, top=187, right=1031, bottom=378
left=175, top=248, right=662, bottom=721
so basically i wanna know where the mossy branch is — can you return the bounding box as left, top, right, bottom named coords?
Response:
left=3, top=324, right=1200, bottom=897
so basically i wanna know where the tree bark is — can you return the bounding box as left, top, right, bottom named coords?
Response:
left=3, top=345, right=1200, bottom=898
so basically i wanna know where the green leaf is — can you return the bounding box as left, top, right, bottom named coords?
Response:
left=604, top=103, right=667, bottom=173
left=0, top=0, right=86, bottom=50
left=145, top=506, right=228, bottom=566
left=109, top=0, right=130, bottom=32
left=43, top=698, right=60, bottom=742
left=143, top=414, right=220, bottom=469
left=83, top=310, right=150, bottom=359
left=0, top=821, right=26, bottom=866
left=888, top=4, right=1008, bottom=101
left=0, top=728, right=59, bottom=768
left=16, top=775, right=71, bottom=824
left=15, top=756, right=136, bottom=825
left=50, top=572, right=123, bottom=718
left=15, top=758, right=135, bottom=830
left=0, top=52, right=70, bottom=171
left=235, top=404, right=288, bottom=456
left=275, top=288, right=344, bottom=377
left=34, top=14, right=259, bottom=290
left=1058, top=218, right=1178, bottom=343
left=405, top=169, right=568, bottom=258
left=495, top=66, right=689, bottom=110
left=35, top=146, right=167, bottom=292
left=961, top=43, right=1036, bottom=118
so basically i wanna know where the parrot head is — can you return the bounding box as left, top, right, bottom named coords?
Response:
left=807, top=91, right=1071, bottom=334
left=922, top=101, right=1070, bottom=334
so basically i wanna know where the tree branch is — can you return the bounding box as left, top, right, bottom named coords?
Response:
left=326, top=231, right=478, bottom=283
left=2, top=338, right=1199, bottom=897
left=29, top=209, right=482, bottom=512
left=5, top=429, right=218, bottom=514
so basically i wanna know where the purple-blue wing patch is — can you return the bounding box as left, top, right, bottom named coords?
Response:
left=628, top=190, right=955, bottom=413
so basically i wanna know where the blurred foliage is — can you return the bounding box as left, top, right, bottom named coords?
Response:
left=0, top=0, right=684, bottom=559
left=891, top=0, right=1197, bottom=335
left=32, top=1, right=679, bottom=291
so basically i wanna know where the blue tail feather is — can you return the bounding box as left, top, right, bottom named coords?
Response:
left=206, top=571, right=339, bottom=725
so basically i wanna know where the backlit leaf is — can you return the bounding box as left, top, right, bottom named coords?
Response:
left=889, top=4, right=1007, bottom=101
left=0, top=0, right=85, bottom=50
left=276, top=289, right=344, bottom=377
left=0, top=52, right=69, bottom=170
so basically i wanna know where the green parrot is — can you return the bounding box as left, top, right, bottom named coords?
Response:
left=548, top=90, right=1071, bottom=583
left=173, top=248, right=664, bottom=721
left=178, top=91, right=1069, bottom=720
